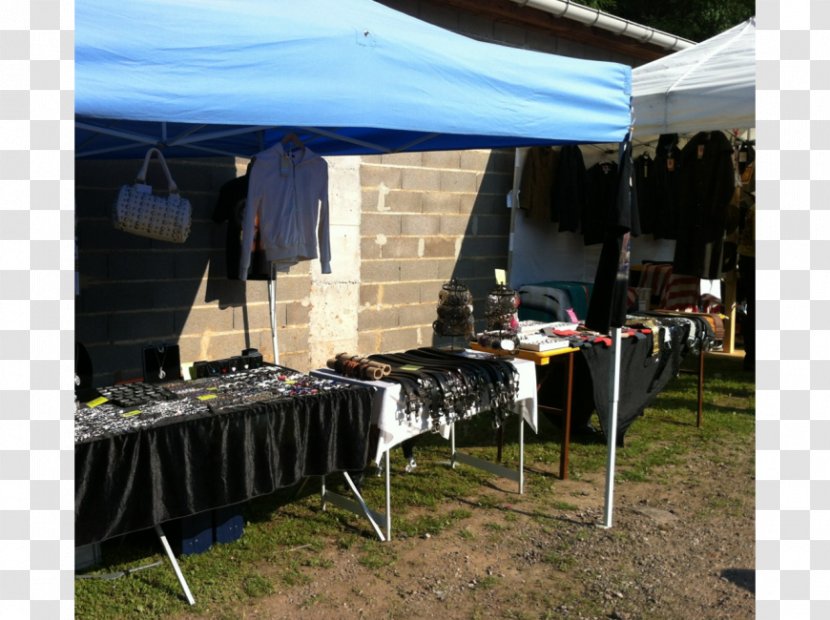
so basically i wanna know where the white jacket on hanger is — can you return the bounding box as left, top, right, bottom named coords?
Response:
left=239, top=143, right=331, bottom=279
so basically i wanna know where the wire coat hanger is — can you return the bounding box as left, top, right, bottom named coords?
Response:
left=281, top=132, right=305, bottom=152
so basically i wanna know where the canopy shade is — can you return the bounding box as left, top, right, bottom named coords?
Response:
left=631, top=17, right=755, bottom=136
left=76, top=0, right=632, bottom=158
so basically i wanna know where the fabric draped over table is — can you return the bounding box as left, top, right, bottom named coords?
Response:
left=537, top=320, right=693, bottom=445
left=579, top=322, right=690, bottom=444
left=75, top=387, right=373, bottom=547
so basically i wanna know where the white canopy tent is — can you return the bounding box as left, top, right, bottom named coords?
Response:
left=632, top=17, right=755, bottom=136
left=595, top=16, right=756, bottom=527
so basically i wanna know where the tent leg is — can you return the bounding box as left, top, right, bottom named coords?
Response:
left=155, top=524, right=195, bottom=606
left=268, top=262, right=279, bottom=365
left=505, top=148, right=527, bottom=286
left=601, top=327, right=622, bottom=529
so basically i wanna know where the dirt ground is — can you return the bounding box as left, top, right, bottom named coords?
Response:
left=182, top=434, right=754, bottom=620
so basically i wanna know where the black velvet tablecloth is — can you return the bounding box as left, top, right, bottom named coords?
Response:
left=579, top=322, right=690, bottom=444
left=76, top=386, right=374, bottom=546
left=538, top=322, right=693, bottom=445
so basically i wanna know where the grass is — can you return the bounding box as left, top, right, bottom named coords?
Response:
left=75, top=351, right=754, bottom=619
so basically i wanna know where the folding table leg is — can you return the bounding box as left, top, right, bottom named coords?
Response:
left=342, top=472, right=387, bottom=542
left=154, top=524, right=195, bottom=606
left=697, top=351, right=705, bottom=427
left=519, top=417, right=525, bottom=494
left=385, top=449, right=392, bottom=540
left=319, top=474, right=387, bottom=541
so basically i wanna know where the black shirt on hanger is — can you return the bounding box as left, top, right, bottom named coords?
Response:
left=212, top=173, right=272, bottom=281
left=551, top=144, right=587, bottom=233
left=634, top=152, right=655, bottom=236
left=583, top=160, right=619, bottom=246
left=651, top=133, right=683, bottom=240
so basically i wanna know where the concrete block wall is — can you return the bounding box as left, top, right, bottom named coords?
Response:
left=75, top=157, right=314, bottom=384
left=76, top=148, right=511, bottom=383
left=357, top=150, right=514, bottom=354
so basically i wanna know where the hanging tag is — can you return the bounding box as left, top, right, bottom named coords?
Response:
left=494, top=269, right=506, bottom=285
left=738, top=151, right=747, bottom=163
left=697, top=145, right=705, bottom=160
left=667, top=158, right=675, bottom=172
left=280, top=153, right=291, bottom=176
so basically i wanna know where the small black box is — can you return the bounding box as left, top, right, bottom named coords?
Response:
left=241, top=348, right=263, bottom=369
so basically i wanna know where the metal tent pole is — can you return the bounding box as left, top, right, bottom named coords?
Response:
left=154, top=524, right=195, bottom=606
left=268, top=262, right=280, bottom=365
left=602, top=327, right=622, bottom=528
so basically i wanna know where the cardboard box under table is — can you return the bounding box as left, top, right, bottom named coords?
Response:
left=312, top=352, right=537, bottom=541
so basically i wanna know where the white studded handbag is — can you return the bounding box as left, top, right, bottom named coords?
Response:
left=113, top=147, right=192, bottom=244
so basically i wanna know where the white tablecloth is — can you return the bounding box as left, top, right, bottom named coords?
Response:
left=312, top=357, right=537, bottom=464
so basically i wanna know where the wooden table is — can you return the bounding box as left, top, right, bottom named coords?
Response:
left=470, top=343, right=579, bottom=479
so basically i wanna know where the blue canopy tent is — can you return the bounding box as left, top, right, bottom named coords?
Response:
left=76, top=0, right=632, bottom=158
left=75, top=0, right=634, bottom=596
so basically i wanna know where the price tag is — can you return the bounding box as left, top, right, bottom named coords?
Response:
left=399, top=365, right=422, bottom=371
left=121, top=410, right=141, bottom=418
left=198, top=394, right=217, bottom=401
left=494, top=269, right=507, bottom=285
left=86, top=396, right=108, bottom=408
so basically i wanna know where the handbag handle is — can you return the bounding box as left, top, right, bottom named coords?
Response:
left=135, top=147, right=179, bottom=193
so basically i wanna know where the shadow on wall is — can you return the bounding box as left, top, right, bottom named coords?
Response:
left=430, top=149, right=514, bottom=348
left=75, top=156, right=260, bottom=386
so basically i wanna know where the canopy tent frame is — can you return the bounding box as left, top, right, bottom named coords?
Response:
left=75, top=121, right=454, bottom=159
left=76, top=0, right=639, bottom=603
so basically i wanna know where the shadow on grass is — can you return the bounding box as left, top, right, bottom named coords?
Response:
left=133, top=571, right=190, bottom=605
left=451, top=495, right=592, bottom=529
left=720, top=568, right=755, bottom=594
left=649, top=397, right=755, bottom=416
left=646, top=415, right=705, bottom=429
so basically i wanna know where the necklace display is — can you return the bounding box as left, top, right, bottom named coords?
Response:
left=74, top=365, right=354, bottom=443
left=155, top=346, right=168, bottom=380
